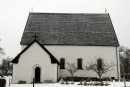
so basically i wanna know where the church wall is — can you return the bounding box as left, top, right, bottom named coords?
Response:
left=21, top=45, right=119, bottom=79
left=45, top=46, right=119, bottom=79
left=13, top=42, right=57, bottom=83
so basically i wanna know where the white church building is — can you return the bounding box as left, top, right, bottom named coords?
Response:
left=12, top=12, right=120, bottom=83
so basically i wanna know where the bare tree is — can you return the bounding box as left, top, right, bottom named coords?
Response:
left=0, top=47, right=5, bottom=58
left=0, top=39, right=5, bottom=58
left=86, top=58, right=116, bottom=79
left=0, top=39, right=5, bottom=77
left=66, top=62, right=77, bottom=80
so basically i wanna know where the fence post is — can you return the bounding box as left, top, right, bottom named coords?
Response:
left=33, top=78, right=34, bottom=87
left=9, top=76, right=10, bottom=86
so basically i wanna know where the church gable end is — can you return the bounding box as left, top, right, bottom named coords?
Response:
left=12, top=40, right=59, bottom=64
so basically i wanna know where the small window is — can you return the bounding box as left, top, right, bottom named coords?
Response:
left=77, top=58, right=82, bottom=69
left=97, top=58, right=103, bottom=69
left=60, top=58, right=65, bottom=69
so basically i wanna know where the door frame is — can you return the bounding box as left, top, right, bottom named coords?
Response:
left=31, top=64, right=42, bottom=83
left=35, top=67, right=41, bottom=82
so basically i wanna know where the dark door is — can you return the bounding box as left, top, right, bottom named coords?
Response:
left=35, top=67, right=41, bottom=83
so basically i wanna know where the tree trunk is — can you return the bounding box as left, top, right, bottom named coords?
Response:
left=71, top=73, right=74, bottom=82
left=98, top=73, right=102, bottom=81
left=99, top=74, right=101, bottom=79
left=71, top=74, right=73, bottom=78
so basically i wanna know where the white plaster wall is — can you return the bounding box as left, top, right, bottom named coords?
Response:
left=13, top=42, right=57, bottom=83
left=21, top=45, right=119, bottom=79
left=116, top=47, right=121, bottom=79
left=45, top=46, right=118, bottom=79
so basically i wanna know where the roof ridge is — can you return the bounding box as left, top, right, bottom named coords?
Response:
left=29, top=12, right=109, bottom=15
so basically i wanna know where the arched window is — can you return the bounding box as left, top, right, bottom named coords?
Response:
left=97, top=58, right=103, bottom=69
left=60, top=58, right=65, bottom=69
left=77, top=58, right=82, bottom=69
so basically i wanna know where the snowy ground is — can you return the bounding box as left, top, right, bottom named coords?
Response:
left=6, top=82, right=130, bottom=87
left=3, top=77, right=130, bottom=87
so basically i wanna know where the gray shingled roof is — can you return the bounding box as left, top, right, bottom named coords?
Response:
left=20, top=12, right=119, bottom=46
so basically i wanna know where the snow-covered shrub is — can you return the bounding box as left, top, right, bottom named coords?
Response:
left=59, top=78, right=64, bottom=84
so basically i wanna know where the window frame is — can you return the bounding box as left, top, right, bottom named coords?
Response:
left=60, top=58, right=65, bottom=69
left=97, top=58, right=103, bottom=70
left=77, top=58, right=83, bottom=69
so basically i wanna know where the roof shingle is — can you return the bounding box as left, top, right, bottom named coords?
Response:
left=21, top=12, right=119, bottom=46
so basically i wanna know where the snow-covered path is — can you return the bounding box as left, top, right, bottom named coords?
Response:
left=4, top=77, right=130, bottom=87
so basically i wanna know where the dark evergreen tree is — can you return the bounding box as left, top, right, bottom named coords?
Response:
left=0, top=57, right=13, bottom=76
left=119, top=46, right=130, bottom=79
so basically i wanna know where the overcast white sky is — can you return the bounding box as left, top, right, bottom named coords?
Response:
left=0, top=0, right=130, bottom=58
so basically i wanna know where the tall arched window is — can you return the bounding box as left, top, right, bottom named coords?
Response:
left=77, top=58, right=82, bottom=69
left=60, top=58, right=65, bottom=69
left=97, top=58, right=103, bottom=69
